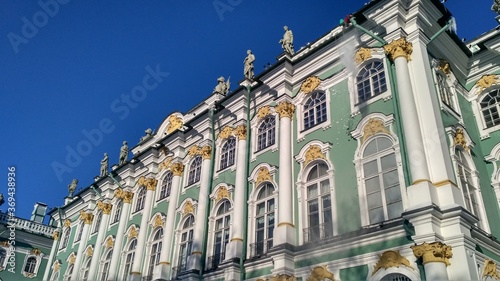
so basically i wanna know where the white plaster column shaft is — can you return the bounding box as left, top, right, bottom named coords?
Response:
left=43, top=230, right=60, bottom=281
left=70, top=212, right=93, bottom=281
left=108, top=191, right=133, bottom=281
left=88, top=202, right=112, bottom=280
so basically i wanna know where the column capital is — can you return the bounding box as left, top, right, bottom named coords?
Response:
left=384, top=37, right=413, bottom=61
left=80, top=210, right=94, bottom=225
left=171, top=162, right=185, bottom=176
left=201, top=145, right=212, bottom=159
left=115, top=188, right=134, bottom=203
left=52, top=230, right=59, bottom=241
left=234, top=124, right=247, bottom=140
left=411, top=242, right=452, bottom=266
left=138, top=176, right=158, bottom=191
left=97, top=201, right=113, bottom=215
left=275, top=101, right=295, bottom=119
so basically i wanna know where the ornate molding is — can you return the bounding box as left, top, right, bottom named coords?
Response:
left=53, top=230, right=59, bottom=241
left=256, top=167, right=272, bottom=186
left=188, top=145, right=212, bottom=159
left=68, top=253, right=76, bottom=265
left=171, top=163, right=185, bottom=176
left=129, top=226, right=138, bottom=239
left=476, top=74, right=499, bottom=92
left=355, top=47, right=372, bottom=64
left=483, top=259, right=500, bottom=280
left=384, top=37, right=413, bottom=61
left=31, top=248, right=42, bottom=256
left=53, top=260, right=60, bottom=272
left=218, top=126, right=234, bottom=140
left=270, top=274, right=297, bottom=281
left=372, top=250, right=413, bottom=275
left=362, top=118, right=390, bottom=143
left=436, top=59, right=451, bottom=75
left=97, top=201, right=112, bottom=215
left=64, top=219, right=71, bottom=228
left=115, top=188, right=134, bottom=203
left=235, top=124, right=247, bottom=140
left=183, top=201, right=194, bottom=215
left=105, top=236, right=114, bottom=249
left=300, top=76, right=321, bottom=94
left=159, top=156, right=173, bottom=172
left=411, top=242, right=452, bottom=266
left=304, top=145, right=326, bottom=166
left=1, top=241, right=9, bottom=247
left=80, top=210, right=94, bottom=225
left=257, top=106, right=273, bottom=120
left=216, top=186, right=230, bottom=202
left=308, top=265, right=335, bottom=281
left=86, top=246, right=93, bottom=257
left=453, top=128, right=469, bottom=152
left=153, top=214, right=164, bottom=228
left=166, top=114, right=183, bottom=135
left=138, top=176, right=158, bottom=191
left=201, top=145, right=212, bottom=159
left=275, top=101, right=296, bottom=119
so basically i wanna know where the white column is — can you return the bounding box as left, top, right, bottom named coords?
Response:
left=412, top=242, right=452, bottom=281
left=70, top=212, right=93, bottom=281
left=43, top=230, right=60, bottom=281
left=384, top=38, right=434, bottom=208
left=274, top=101, right=296, bottom=246
left=87, top=202, right=112, bottom=280
left=227, top=125, right=247, bottom=259
left=108, top=190, right=133, bottom=281
left=130, top=177, right=158, bottom=281
left=155, top=163, right=184, bottom=280
left=188, top=146, right=212, bottom=271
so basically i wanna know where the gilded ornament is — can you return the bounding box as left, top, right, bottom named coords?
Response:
left=171, top=163, right=185, bottom=176
left=0, top=241, right=9, bottom=247
left=52, top=230, right=59, bottom=241
left=32, top=248, right=42, bottom=255
left=436, top=60, right=450, bottom=75
left=256, top=279, right=267, bottom=281
left=159, top=157, right=172, bottom=172
left=201, top=145, right=212, bottom=159
left=216, top=186, right=230, bottom=202
left=166, top=114, right=183, bottom=134
left=80, top=210, right=94, bottom=225
left=300, top=76, right=321, bottom=94
left=257, top=106, right=272, bottom=120
left=307, top=265, right=335, bottom=281
left=362, top=118, right=389, bottom=143
left=105, top=237, right=114, bottom=249
left=64, top=219, right=71, bottom=228
left=355, top=47, right=372, bottom=64
left=159, top=146, right=169, bottom=156
left=86, top=247, right=93, bottom=257
left=183, top=201, right=194, bottom=215
left=138, top=176, right=158, bottom=191
left=372, top=250, right=413, bottom=275
left=53, top=260, right=60, bottom=272
left=483, top=260, right=500, bottom=280
left=411, top=241, right=453, bottom=266
left=453, top=128, right=469, bottom=152
left=97, top=201, right=112, bottom=215
left=218, top=126, right=234, bottom=140
left=188, top=146, right=201, bottom=157
left=256, top=167, right=272, bottom=186
left=69, top=253, right=76, bottom=265
left=153, top=214, right=164, bottom=228
left=384, top=37, right=413, bottom=61
left=275, top=101, right=296, bottom=119
left=476, top=75, right=498, bottom=91
left=304, top=145, right=326, bottom=166
left=129, top=226, right=138, bottom=239
left=235, top=124, right=247, bottom=140
left=270, top=274, right=297, bottom=281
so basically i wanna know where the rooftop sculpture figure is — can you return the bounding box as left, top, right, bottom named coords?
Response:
left=213, top=76, right=230, bottom=95
left=493, top=0, right=500, bottom=14
left=100, top=153, right=109, bottom=177
left=119, top=141, right=128, bottom=165
left=68, top=179, right=78, bottom=197
left=244, top=50, right=255, bottom=81
left=279, top=26, right=294, bottom=55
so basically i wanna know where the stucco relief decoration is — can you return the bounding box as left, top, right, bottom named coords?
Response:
left=64, top=219, right=71, bottom=228
left=256, top=167, right=272, bottom=186
left=275, top=101, right=296, bottom=119
left=483, top=259, right=500, bottom=280
left=159, top=156, right=173, bottom=171
left=53, top=230, right=59, bottom=241
left=355, top=47, right=372, bottom=64
left=53, top=260, right=60, bottom=272
left=384, top=37, right=413, bottom=61
left=411, top=241, right=453, bottom=266
left=235, top=124, right=247, bottom=140
left=270, top=274, right=297, bottom=281
left=138, top=176, right=158, bottom=191
left=307, top=265, right=335, bottom=281
left=68, top=253, right=76, bottom=265
left=216, top=186, right=230, bottom=202
left=300, top=76, right=321, bottom=94
left=188, top=145, right=201, bottom=157
left=256, top=279, right=267, bottom=281
left=183, top=201, right=194, bottom=215
left=304, top=145, right=327, bottom=166
left=171, top=163, right=185, bottom=176
left=1, top=241, right=9, bottom=247
left=362, top=118, right=390, bottom=143
left=86, top=247, right=93, bottom=257
left=372, top=250, right=413, bottom=275
left=166, top=114, right=183, bottom=135
left=476, top=74, right=499, bottom=92
left=129, top=226, right=138, bottom=239
left=121, top=190, right=134, bottom=203
left=153, top=214, right=164, bottom=228
left=97, top=201, right=112, bottom=215
left=218, top=126, right=234, bottom=140
left=453, top=128, right=469, bottom=152
left=105, top=237, right=114, bottom=249
left=201, top=145, right=212, bottom=159
left=436, top=59, right=451, bottom=75
left=31, top=248, right=42, bottom=256
left=257, top=106, right=272, bottom=120
left=80, top=210, right=94, bottom=225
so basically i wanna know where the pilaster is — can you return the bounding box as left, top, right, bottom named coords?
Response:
left=108, top=189, right=133, bottom=281
left=70, top=211, right=93, bottom=280
left=88, top=201, right=112, bottom=280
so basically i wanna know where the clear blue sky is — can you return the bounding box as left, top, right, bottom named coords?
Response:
left=1, top=0, right=497, bottom=220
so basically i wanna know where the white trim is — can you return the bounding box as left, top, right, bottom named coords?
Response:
left=431, top=62, right=463, bottom=121
left=468, top=83, right=500, bottom=139
left=250, top=111, right=279, bottom=162
left=295, top=90, right=332, bottom=142
left=485, top=143, right=500, bottom=208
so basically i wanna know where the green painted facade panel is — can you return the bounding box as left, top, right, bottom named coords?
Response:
left=339, top=264, right=369, bottom=281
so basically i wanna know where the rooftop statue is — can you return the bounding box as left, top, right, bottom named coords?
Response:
left=213, top=76, right=230, bottom=95
left=68, top=179, right=78, bottom=197
left=279, top=26, right=294, bottom=55
left=100, top=153, right=109, bottom=177
left=119, top=141, right=128, bottom=165
left=244, top=50, right=255, bottom=81
left=140, top=128, right=153, bottom=142
left=493, top=0, right=500, bottom=14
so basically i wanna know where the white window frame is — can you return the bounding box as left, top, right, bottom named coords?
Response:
left=22, top=254, right=41, bottom=278
left=247, top=182, right=277, bottom=258
left=173, top=214, right=195, bottom=275
left=219, top=137, right=237, bottom=171
left=111, top=199, right=122, bottom=225
left=0, top=246, right=9, bottom=271
left=158, top=171, right=173, bottom=201
left=186, top=155, right=203, bottom=187
left=63, top=263, right=74, bottom=281
left=135, top=186, right=147, bottom=212
left=60, top=227, right=71, bottom=250
left=467, top=80, right=500, bottom=139
left=146, top=227, right=163, bottom=278
left=485, top=143, right=500, bottom=208
left=98, top=248, right=113, bottom=281
left=121, top=238, right=137, bottom=280
left=75, top=220, right=84, bottom=242
left=206, top=199, right=232, bottom=270
left=80, top=257, right=92, bottom=281
left=295, top=91, right=331, bottom=141
left=92, top=211, right=102, bottom=234
left=251, top=113, right=279, bottom=161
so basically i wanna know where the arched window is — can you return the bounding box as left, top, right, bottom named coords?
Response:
left=63, top=264, right=73, bottom=281
left=123, top=239, right=137, bottom=279
left=480, top=89, right=500, bottom=128
left=81, top=258, right=91, bottom=281
left=147, top=228, right=163, bottom=278
left=99, top=249, right=113, bottom=281
left=177, top=215, right=194, bottom=273
left=50, top=270, right=60, bottom=281
left=113, top=200, right=122, bottom=223
left=61, top=228, right=71, bottom=249
left=361, top=136, right=402, bottom=224
left=356, top=60, right=387, bottom=103
left=303, top=91, right=327, bottom=130
left=0, top=248, right=7, bottom=267
left=380, top=273, right=411, bottom=281
left=257, top=116, right=276, bottom=151
left=135, top=187, right=146, bottom=212
left=208, top=200, right=231, bottom=270
left=93, top=211, right=102, bottom=233
left=436, top=73, right=454, bottom=109
left=188, top=156, right=203, bottom=185
left=23, top=256, right=37, bottom=273
left=76, top=221, right=84, bottom=241
left=455, top=148, right=481, bottom=217
left=251, top=184, right=275, bottom=257
left=159, top=172, right=173, bottom=200
left=220, top=138, right=236, bottom=170
left=304, top=162, right=333, bottom=243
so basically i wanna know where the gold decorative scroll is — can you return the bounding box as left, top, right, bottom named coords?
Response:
left=166, top=114, right=183, bottom=134
left=31, top=248, right=42, bottom=255
left=355, top=47, right=372, bottom=64
left=304, top=145, right=326, bottom=166
left=308, top=265, right=335, bottom=281
left=218, top=126, right=234, bottom=140
left=257, top=106, right=272, bottom=120
left=97, top=201, right=112, bottom=215
left=256, top=167, right=272, bottom=186
left=201, top=146, right=212, bottom=159
left=171, top=163, right=185, bottom=176
left=411, top=242, right=453, bottom=266
left=80, top=210, right=94, bottom=225
left=362, top=118, right=389, bottom=143
left=234, top=125, right=247, bottom=140
left=129, top=226, right=138, bottom=239
left=68, top=253, right=76, bottom=265
left=270, top=274, right=297, bottom=281
left=86, top=247, right=93, bottom=257
left=188, top=146, right=201, bottom=157
left=436, top=59, right=450, bottom=75
left=115, top=188, right=134, bottom=203
left=216, top=186, right=230, bottom=202
left=453, top=128, right=469, bottom=152
left=105, top=237, right=114, bottom=249
left=300, top=76, right=321, bottom=94
left=53, top=260, right=60, bottom=272
left=275, top=101, right=295, bottom=119
left=183, top=201, right=194, bottom=215
left=476, top=75, right=498, bottom=91
left=372, top=250, right=413, bottom=275
left=384, top=37, right=413, bottom=61
left=138, top=176, right=158, bottom=191
left=483, top=259, right=500, bottom=280
left=64, top=219, right=71, bottom=228
left=159, top=156, right=173, bottom=171
left=53, top=230, right=59, bottom=241
left=153, top=214, right=164, bottom=228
